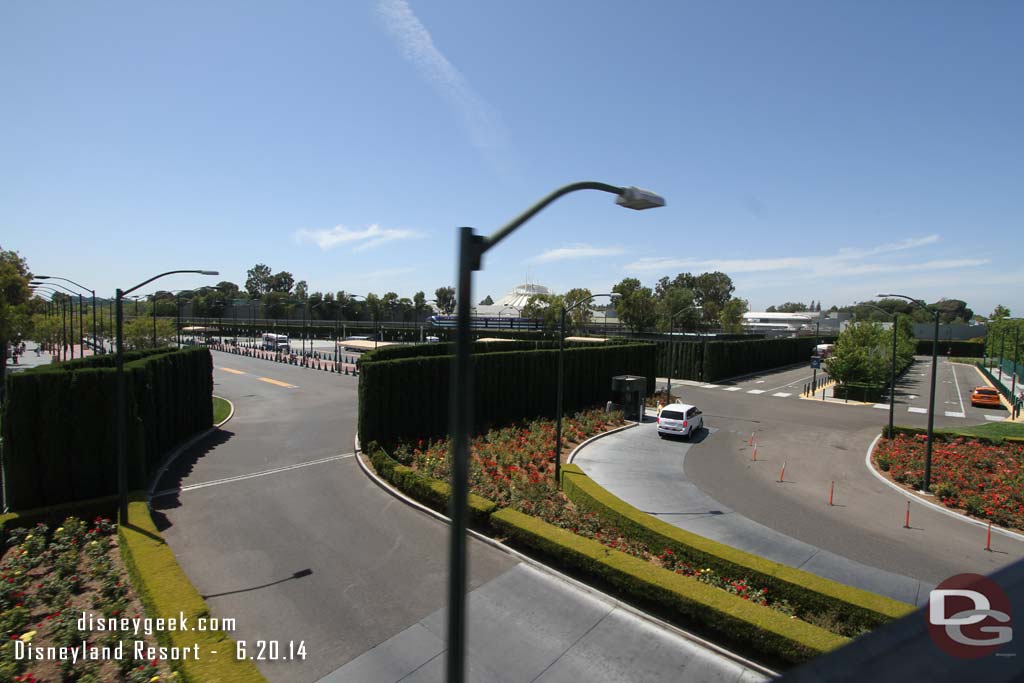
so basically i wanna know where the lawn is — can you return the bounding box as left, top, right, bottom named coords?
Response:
left=212, top=396, right=230, bottom=425
left=942, top=422, right=1024, bottom=440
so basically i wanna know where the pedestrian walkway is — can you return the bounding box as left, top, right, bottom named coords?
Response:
left=572, top=423, right=930, bottom=605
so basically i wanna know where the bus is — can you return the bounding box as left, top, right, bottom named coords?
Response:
left=262, top=333, right=290, bottom=352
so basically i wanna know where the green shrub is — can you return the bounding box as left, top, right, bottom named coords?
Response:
left=2, top=347, right=214, bottom=510
left=358, top=342, right=655, bottom=447
left=490, top=508, right=848, bottom=664
left=559, top=465, right=912, bottom=631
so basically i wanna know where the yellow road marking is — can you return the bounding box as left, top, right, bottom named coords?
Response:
left=258, top=377, right=298, bottom=389
left=220, top=367, right=246, bottom=375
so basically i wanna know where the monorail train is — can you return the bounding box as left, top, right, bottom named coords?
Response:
left=428, top=315, right=544, bottom=330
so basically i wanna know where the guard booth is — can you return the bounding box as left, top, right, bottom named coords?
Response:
left=612, top=375, right=647, bottom=421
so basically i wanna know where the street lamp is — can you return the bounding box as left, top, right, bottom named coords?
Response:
left=31, top=285, right=68, bottom=360
left=555, top=293, right=617, bottom=482
left=878, top=293, right=939, bottom=492
left=35, top=276, right=99, bottom=354
left=32, top=281, right=84, bottom=359
left=348, top=295, right=377, bottom=350
left=861, top=304, right=900, bottom=439
left=446, top=182, right=664, bottom=683
left=116, top=270, right=218, bottom=521
left=666, top=305, right=702, bottom=401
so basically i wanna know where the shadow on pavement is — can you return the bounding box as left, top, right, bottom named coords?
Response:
left=202, top=568, right=315, bottom=599
left=149, top=428, right=235, bottom=531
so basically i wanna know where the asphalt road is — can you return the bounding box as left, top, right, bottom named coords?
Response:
left=666, top=360, right=1024, bottom=588
left=153, top=350, right=767, bottom=682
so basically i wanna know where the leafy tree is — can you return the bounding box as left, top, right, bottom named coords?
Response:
left=693, top=272, right=735, bottom=322
left=294, top=280, right=308, bottom=300
left=413, top=291, right=428, bottom=320
left=990, top=304, right=1011, bottom=320
left=479, top=295, right=494, bottom=306
left=262, top=291, right=292, bottom=319
left=0, top=247, right=32, bottom=376
left=766, top=305, right=777, bottom=312
left=719, top=298, right=748, bottom=333
left=215, top=281, right=241, bottom=299
left=123, top=317, right=178, bottom=349
left=656, top=287, right=698, bottom=333
left=245, top=264, right=272, bottom=298
left=774, top=302, right=808, bottom=313
left=268, top=271, right=295, bottom=294
left=562, top=288, right=595, bottom=331
left=611, top=278, right=656, bottom=332
left=434, top=286, right=456, bottom=315
left=521, top=294, right=562, bottom=331
left=825, top=322, right=906, bottom=386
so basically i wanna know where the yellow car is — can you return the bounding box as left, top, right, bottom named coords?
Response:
left=970, top=386, right=1002, bottom=408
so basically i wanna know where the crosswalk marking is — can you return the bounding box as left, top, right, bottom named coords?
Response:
left=747, top=389, right=766, bottom=395
left=722, top=387, right=742, bottom=392
left=944, top=411, right=966, bottom=418
left=700, top=384, right=721, bottom=389
left=873, top=404, right=889, bottom=410
left=772, top=392, right=792, bottom=398
left=908, top=407, right=927, bottom=414
left=985, top=414, right=1006, bottom=422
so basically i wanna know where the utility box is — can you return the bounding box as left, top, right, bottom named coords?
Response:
left=612, top=375, right=647, bottom=421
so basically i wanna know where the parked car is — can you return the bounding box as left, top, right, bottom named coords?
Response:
left=971, top=386, right=1002, bottom=408
left=657, top=403, right=703, bottom=439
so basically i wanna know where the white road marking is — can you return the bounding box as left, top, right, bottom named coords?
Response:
left=747, top=389, right=766, bottom=395
left=755, top=380, right=765, bottom=384
left=949, top=359, right=966, bottom=416
left=151, top=453, right=355, bottom=497
left=908, top=407, right=928, bottom=414
left=873, top=404, right=889, bottom=410
left=908, top=395, right=918, bottom=399
left=944, top=411, right=966, bottom=418
left=700, top=384, right=721, bottom=389
left=772, top=392, right=792, bottom=397
left=985, top=415, right=1006, bottom=422
left=722, top=387, right=742, bottom=392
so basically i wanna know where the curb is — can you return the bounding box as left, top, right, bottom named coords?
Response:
left=351, top=434, right=776, bottom=679
left=863, top=433, right=1024, bottom=543
left=567, top=422, right=637, bottom=465
left=147, top=395, right=235, bottom=500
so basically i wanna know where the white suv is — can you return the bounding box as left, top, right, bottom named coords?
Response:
left=657, top=403, right=703, bottom=440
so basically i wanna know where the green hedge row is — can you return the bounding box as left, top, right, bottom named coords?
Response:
left=358, top=342, right=654, bottom=447
left=1, top=347, right=214, bottom=510
left=559, top=464, right=913, bottom=632
left=833, top=383, right=887, bottom=403
left=652, top=340, right=705, bottom=380
left=367, top=444, right=497, bottom=528
left=702, top=337, right=831, bottom=381
left=362, top=339, right=561, bottom=364
left=916, top=340, right=985, bottom=356
left=491, top=508, right=847, bottom=664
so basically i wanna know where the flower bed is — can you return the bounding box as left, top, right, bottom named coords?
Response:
left=387, top=409, right=871, bottom=639
left=875, top=433, right=1024, bottom=529
left=1, top=517, right=174, bottom=683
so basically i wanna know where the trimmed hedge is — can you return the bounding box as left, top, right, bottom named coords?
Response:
left=652, top=339, right=705, bottom=380
left=916, top=339, right=985, bottom=357
left=1, top=347, right=214, bottom=510
left=491, top=508, right=847, bottom=664
left=559, top=465, right=912, bottom=631
left=367, top=444, right=497, bottom=527
left=361, top=339, right=562, bottom=364
left=119, top=494, right=266, bottom=683
left=358, top=342, right=654, bottom=447
left=833, top=383, right=887, bottom=403
left=702, top=337, right=833, bottom=382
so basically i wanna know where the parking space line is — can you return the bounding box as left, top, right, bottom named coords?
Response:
left=258, top=377, right=298, bottom=389
left=873, top=404, right=889, bottom=410
left=722, top=387, right=742, bottom=392
left=908, top=407, right=927, bottom=414
left=985, top=415, right=1006, bottom=422
left=772, top=392, right=792, bottom=398
left=220, top=367, right=246, bottom=375
left=747, top=389, right=766, bottom=395
left=949, top=360, right=966, bottom=416
left=944, top=411, right=965, bottom=418
left=700, top=384, right=722, bottom=389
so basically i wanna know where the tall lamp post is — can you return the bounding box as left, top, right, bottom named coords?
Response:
left=32, top=281, right=84, bottom=358
left=862, top=304, right=900, bottom=439
left=348, top=295, right=377, bottom=350
left=35, top=276, right=98, bottom=354
left=30, top=286, right=66, bottom=359
left=666, top=304, right=702, bottom=401
left=116, top=270, right=218, bottom=521
left=555, top=293, right=618, bottom=482
left=446, top=182, right=664, bottom=682
left=878, top=293, right=939, bottom=492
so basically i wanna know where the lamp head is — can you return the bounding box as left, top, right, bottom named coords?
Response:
left=200, top=270, right=219, bottom=276
left=616, top=187, right=666, bottom=210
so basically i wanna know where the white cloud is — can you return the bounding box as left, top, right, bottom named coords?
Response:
left=833, top=234, right=940, bottom=260
left=625, top=256, right=806, bottom=273
left=532, top=244, right=626, bottom=263
left=377, top=0, right=505, bottom=152
left=293, top=223, right=421, bottom=252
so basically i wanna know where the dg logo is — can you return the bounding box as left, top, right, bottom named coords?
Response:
left=928, top=573, right=1013, bottom=659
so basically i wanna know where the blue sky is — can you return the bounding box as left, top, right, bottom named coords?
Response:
left=2, top=1, right=1021, bottom=315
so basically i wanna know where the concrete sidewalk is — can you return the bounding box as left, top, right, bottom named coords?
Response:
left=572, top=422, right=930, bottom=605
